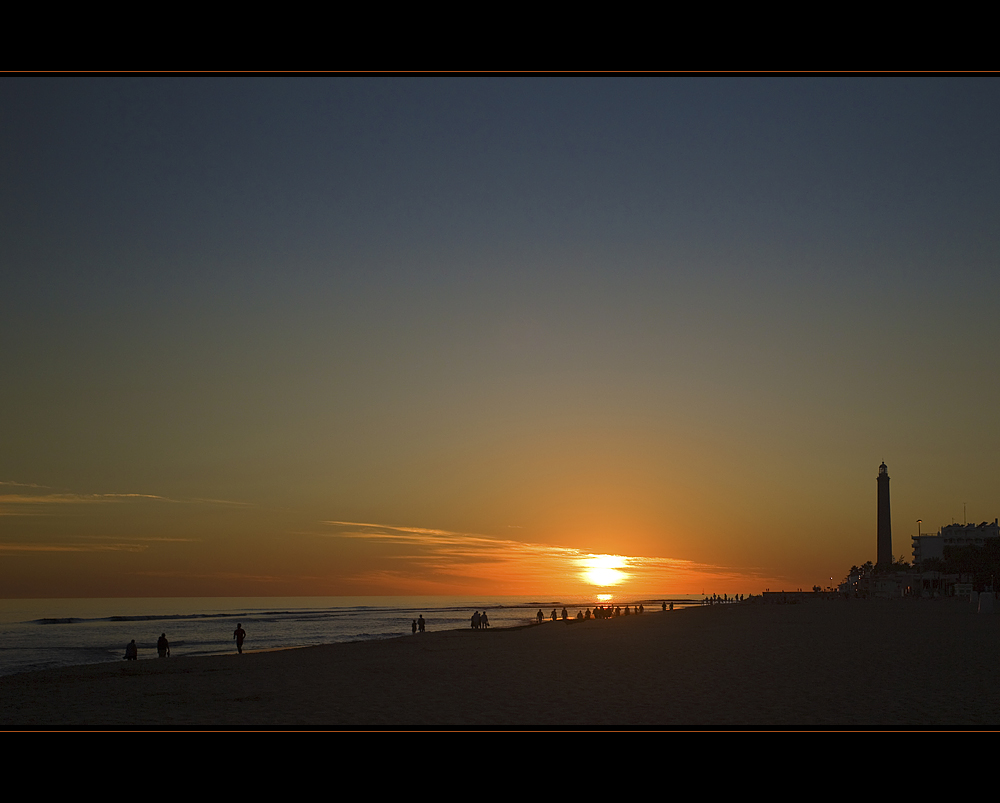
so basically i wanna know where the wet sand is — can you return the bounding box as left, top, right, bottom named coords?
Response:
left=3, top=598, right=998, bottom=729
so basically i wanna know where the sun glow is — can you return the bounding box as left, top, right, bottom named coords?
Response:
left=580, top=554, right=629, bottom=587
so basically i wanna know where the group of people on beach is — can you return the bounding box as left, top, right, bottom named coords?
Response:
left=703, top=594, right=743, bottom=605
left=533, top=603, right=649, bottom=624
left=121, top=599, right=697, bottom=661
left=123, top=625, right=247, bottom=661
left=123, top=633, right=171, bottom=660
left=116, top=595, right=704, bottom=664
left=592, top=603, right=644, bottom=619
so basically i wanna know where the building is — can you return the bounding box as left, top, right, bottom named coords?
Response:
left=877, top=462, right=892, bottom=567
left=912, top=520, right=1000, bottom=565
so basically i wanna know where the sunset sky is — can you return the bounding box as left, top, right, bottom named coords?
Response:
left=3, top=77, right=999, bottom=598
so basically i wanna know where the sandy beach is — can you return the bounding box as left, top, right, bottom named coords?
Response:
left=3, top=598, right=998, bottom=729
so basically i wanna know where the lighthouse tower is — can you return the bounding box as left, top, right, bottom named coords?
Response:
left=877, top=462, right=892, bottom=568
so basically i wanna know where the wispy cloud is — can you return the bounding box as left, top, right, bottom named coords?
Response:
left=318, top=520, right=759, bottom=592
left=189, top=498, right=258, bottom=507
left=323, top=521, right=460, bottom=537
left=0, top=486, right=254, bottom=516
left=0, top=492, right=174, bottom=515
left=0, top=542, right=151, bottom=553
left=131, top=570, right=289, bottom=584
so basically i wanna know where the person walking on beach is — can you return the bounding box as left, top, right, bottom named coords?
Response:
left=418, top=615, right=425, bottom=632
left=157, top=633, right=170, bottom=658
left=124, top=639, right=137, bottom=660
left=234, top=623, right=246, bottom=654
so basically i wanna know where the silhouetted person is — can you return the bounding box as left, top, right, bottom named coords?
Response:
left=412, top=619, right=417, bottom=634
left=157, top=633, right=170, bottom=658
left=124, top=639, right=137, bottom=660
left=472, top=611, right=480, bottom=629
left=551, top=609, right=557, bottom=621
left=418, top=615, right=425, bottom=632
left=234, top=623, right=246, bottom=654
left=481, top=611, right=489, bottom=629
left=561, top=607, right=568, bottom=620
left=537, top=609, right=544, bottom=624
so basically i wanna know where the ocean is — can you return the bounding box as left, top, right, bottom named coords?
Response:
left=0, top=594, right=703, bottom=676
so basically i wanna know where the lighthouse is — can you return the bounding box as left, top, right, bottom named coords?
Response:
left=877, top=462, right=892, bottom=568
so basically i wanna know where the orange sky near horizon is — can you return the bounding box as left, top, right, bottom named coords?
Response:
left=0, top=489, right=781, bottom=598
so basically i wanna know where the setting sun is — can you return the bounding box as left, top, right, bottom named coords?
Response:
left=581, top=555, right=629, bottom=587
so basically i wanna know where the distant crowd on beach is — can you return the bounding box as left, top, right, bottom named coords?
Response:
left=525, top=601, right=688, bottom=624
left=474, top=605, right=662, bottom=627
left=702, top=594, right=744, bottom=605
left=544, top=603, right=647, bottom=621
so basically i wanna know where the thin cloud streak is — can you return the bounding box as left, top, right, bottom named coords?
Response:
left=323, top=520, right=459, bottom=537
left=132, top=570, right=291, bottom=584
left=0, top=493, right=170, bottom=503
left=319, top=520, right=760, bottom=592
left=0, top=542, right=150, bottom=553
left=0, top=487, right=255, bottom=516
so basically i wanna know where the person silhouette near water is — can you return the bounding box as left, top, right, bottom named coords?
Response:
left=157, top=633, right=170, bottom=658
left=124, top=639, right=137, bottom=660
left=418, top=615, right=425, bottom=632
left=412, top=619, right=417, bottom=634
left=234, top=623, right=246, bottom=654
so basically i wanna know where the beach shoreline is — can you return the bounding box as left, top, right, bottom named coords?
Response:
left=2, top=598, right=997, bottom=730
